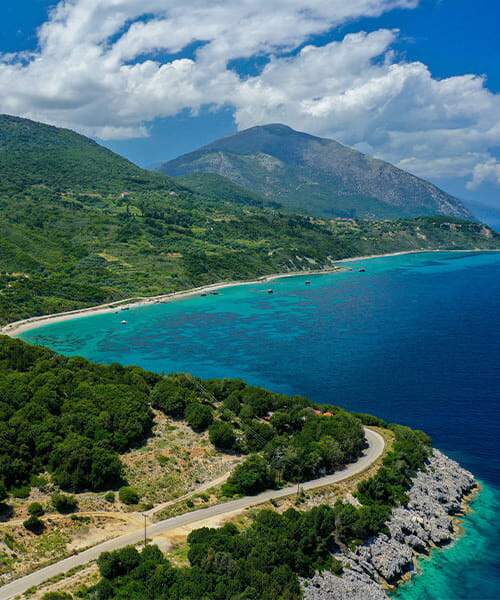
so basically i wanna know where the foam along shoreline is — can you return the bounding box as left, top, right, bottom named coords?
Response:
left=1, top=249, right=496, bottom=338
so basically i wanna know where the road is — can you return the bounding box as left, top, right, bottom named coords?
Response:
left=0, top=428, right=384, bottom=599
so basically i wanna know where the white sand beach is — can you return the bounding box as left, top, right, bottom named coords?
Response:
left=2, top=249, right=495, bottom=337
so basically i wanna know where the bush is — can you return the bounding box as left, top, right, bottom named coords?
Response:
left=41, top=593, right=73, bottom=600
left=184, top=402, right=213, bottom=431
left=28, top=502, right=44, bottom=517
left=0, top=481, right=7, bottom=504
left=104, top=491, right=115, bottom=503
left=150, top=377, right=197, bottom=418
left=11, top=485, right=31, bottom=499
left=119, top=487, right=140, bottom=505
left=23, top=514, right=44, bottom=534
left=222, top=454, right=275, bottom=496
left=51, top=492, right=78, bottom=513
left=208, top=421, right=236, bottom=451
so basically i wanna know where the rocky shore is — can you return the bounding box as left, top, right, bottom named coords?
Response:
left=302, top=449, right=478, bottom=600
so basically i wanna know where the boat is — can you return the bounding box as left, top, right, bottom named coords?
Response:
left=201, top=292, right=207, bottom=297
left=211, top=291, right=219, bottom=295
left=267, top=289, right=274, bottom=294
left=358, top=268, right=365, bottom=272
left=121, top=320, right=128, bottom=324
left=305, top=280, right=311, bottom=285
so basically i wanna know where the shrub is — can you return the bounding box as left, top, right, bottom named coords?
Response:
left=23, top=514, right=44, bottom=534
left=119, top=487, right=140, bottom=505
left=0, top=481, right=7, bottom=504
left=184, top=402, right=213, bottom=431
left=222, top=454, right=275, bottom=496
left=104, top=491, right=115, bottom=503
left=28, top=502, right=44, bottom=517
left=41, top=593, right=73, bottom=600
left=11, top=485, right=31, bottom=499
left=51, top=492, right=78, bottom=513
left=208, top=421, right=236, bottom=451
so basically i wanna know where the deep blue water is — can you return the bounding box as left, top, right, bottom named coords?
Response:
left=19, top=251, right=500, bottom=598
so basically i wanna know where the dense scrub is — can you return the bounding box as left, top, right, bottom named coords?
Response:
left=151, top=374, right=366, bottom=495
left=92, top=507, right=342, bottom=600
left=89, top=425, right=432, bottom=600
left=0, top=336, right=158, bottom=493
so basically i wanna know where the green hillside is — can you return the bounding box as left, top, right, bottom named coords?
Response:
left=0, top=114, right=179, bottom=195
left=155, top=124, right=474, bottom=220
left=0, top=115, right=498, bottom=326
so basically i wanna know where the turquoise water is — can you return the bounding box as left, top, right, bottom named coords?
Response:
left=393, top=482, right=500, bottom=600
left=18, top=251, right=500, bottom=598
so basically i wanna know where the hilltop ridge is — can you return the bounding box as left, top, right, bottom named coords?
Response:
left=154, top=123, right=474, bottom=221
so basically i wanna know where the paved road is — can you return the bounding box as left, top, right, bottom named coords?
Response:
left=0, top=428, right=384, bottom=599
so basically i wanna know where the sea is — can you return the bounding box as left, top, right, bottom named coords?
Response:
left=18, top=250, right=500, bottom=599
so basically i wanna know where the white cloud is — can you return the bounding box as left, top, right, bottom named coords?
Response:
left=0, top=0, right=499, bottom=194
left=466, top=159, right=500, bottom=190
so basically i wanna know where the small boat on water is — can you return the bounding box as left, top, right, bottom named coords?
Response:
left=267, top=289, right=274, bottom=294
left=121, top=320, right=128, bottom=324
left=358, top=268, right=365, bottom=272
left=211, top=291, right=219, bottom=295
left=201, top=292, right=207, bottom=297
left=305, top=280, right=311, bottom=285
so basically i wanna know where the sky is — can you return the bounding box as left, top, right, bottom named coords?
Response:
left=0, top=0, right=499, bottom=214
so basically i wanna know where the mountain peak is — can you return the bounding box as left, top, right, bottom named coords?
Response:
left=154, top=124, right=474, bottom=220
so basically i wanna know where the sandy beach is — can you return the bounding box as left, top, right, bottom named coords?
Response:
left=2, top=249, right=495, bottom=338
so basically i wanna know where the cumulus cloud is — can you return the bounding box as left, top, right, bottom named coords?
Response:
left=466, top=159, right=500, bottom=190
left=0, top=0, right=499, bottom=192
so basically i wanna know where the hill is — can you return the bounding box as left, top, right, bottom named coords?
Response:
left=154, top=123, right=474, bottom=220
left=0, top=115, right=497, bottom=326
left=0, top=114, right=179, bottom=195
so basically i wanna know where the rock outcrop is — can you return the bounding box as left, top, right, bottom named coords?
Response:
left=302, top=450, right=477, bottom=600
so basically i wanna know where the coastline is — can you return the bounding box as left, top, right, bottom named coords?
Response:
left=2, top=248, right=497, bottom=338
left=302, top=449, right=479, bottom=600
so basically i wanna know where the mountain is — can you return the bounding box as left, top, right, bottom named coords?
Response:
left=0, top=115, right=497, bottom=326
left=154, top=124, right=474, bottom=220
left=0, top=114, right=178, bottom=195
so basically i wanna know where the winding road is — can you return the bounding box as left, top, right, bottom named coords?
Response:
left=0, top=427, right=384, bottom=600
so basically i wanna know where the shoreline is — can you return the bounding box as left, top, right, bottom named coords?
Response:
left=2, top=248, right=498, bottom=338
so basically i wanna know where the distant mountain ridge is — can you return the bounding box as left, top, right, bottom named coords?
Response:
left=154, top=124, right=474, bottom=220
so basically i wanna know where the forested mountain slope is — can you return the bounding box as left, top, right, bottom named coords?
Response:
left=155, top=124, right=474, bottom=220
left=0, top=115, right=497, bottom=326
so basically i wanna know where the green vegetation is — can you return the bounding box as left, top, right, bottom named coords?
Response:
left=42, top=592, right=73, bottom=600
left=156, top=123, right=473, bottom=220
left=51, top=492, right=78, bottom=514
left=0, top=116, right=497, bottom=327
left=92, top=507, right=342, bottom=600
left=88, top=421, right=432, bottom=600
left=0, top=335, right=157, bottom=493
left=28, top=501, right=45, bottom=517
left=119, top=487, right=140, bottom=505
left=23, top=514, right=45, bottom=534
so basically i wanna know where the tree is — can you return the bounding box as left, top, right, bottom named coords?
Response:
left=0, top=481, right=7, bottom=504
left=184, top=402, right=213, bottom=431
left=208, top=421, right=236, bottom=451
left=222, top=454, right=274, bottom=496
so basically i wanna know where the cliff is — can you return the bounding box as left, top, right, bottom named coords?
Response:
left=302, top=450, right=477, bottom=600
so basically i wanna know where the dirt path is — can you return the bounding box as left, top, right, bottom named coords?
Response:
left=0, top=428, right=384, bottom=600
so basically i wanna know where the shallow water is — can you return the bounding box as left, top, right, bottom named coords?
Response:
left=19, top=251, right=500, bottom=598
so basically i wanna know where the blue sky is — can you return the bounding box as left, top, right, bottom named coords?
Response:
left=0, top=1, right=499, bottom=213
